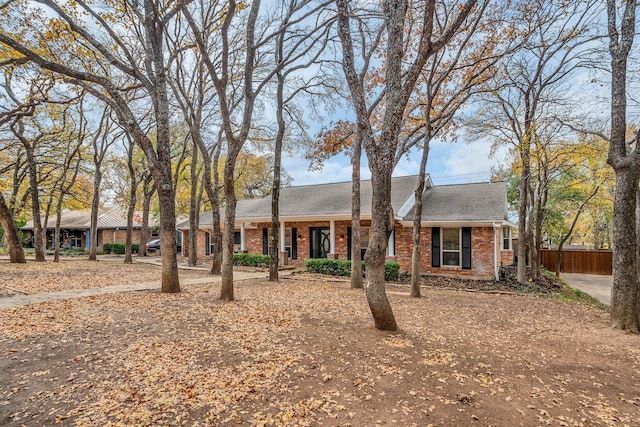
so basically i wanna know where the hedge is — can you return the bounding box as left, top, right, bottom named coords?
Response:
left=304, top=258, right=400, bottom=281
left=103, top=243, right=138, bottom=254
left=233, top=253, right=270, bottom=267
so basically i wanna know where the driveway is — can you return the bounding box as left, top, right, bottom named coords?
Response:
left=560, top=273, right=612, bottom=305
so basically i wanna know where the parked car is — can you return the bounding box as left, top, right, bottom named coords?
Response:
left=145, top=239, right=182, bottom=253
left=145, top=239, right=161, bottom=253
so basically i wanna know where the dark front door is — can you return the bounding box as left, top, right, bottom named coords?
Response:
left=310, top=227, right=331, bottom=258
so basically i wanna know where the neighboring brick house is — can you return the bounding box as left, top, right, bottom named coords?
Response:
left=180, top=175, right=515, bottom=280
left=21, top=208, right=158, bottom=251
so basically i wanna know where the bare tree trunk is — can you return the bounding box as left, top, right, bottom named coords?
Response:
left=13, top=122, right=45, bottom=261
left=607, top=0, right=640, bottom=332
left=269, top=62, right=287, bottom=282
left=410, top=137, right=430, bottom=297
left=350, top=132, right=363, bottom=289
left=610, top=170, right=640, bottom=331
left=517, top=156, right=530, bottom=284
left=210, top=144, right=222, bottom=275
left=221, top=154, right=239, bottom=301
left=0, top=191, right=25, bottom=263
left=364, top=167, right=397, bottom=330
left=125, top=179, right=136, bottom=265
left=188, top=139, right=200, bottom=267
left=88, top=166, right=101, bottom=261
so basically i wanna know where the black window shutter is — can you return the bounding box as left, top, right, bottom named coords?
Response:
left=262, top=228, right=268, bottom=255
left=347, top=227, right=352, bottom=260
left=205, top=232, right=210, bottom=255
left=431, top=227, right=440, bottom=267
left=462, top=227, right=472, bottom=269
left=291, top=227, right=297, bottom=259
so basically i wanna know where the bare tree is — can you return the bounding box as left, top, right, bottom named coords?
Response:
left=606, top=0, right=640, bottom=332
left=0, top=0, right=184, bottom=292
left=336, top=0, right=481, bottom=330
left=88, top=109, right=117, bottom=261
left=468, top=0, right=598, bottom=284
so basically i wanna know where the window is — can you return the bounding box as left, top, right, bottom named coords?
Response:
left=266, top=227, right=295, bottom=257
left=441, top=228, right=461, bottom=266
left=502, top=227, right=511, bottom=250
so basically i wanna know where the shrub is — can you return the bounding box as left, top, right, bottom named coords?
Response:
left=103, top=243, right=138, bottom=254
left=304, top=258, right=401, bottom=282
left=233, top=253, right=270, bottom=267
left=305, top=258, right=352, bottom=277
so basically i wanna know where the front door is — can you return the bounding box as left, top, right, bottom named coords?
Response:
left=310, top=227, right=331, bottom=258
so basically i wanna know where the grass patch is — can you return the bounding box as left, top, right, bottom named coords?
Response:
left=551, top=282, right=609, bottom=310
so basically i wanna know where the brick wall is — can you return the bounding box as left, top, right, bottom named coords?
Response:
left=189, top=221, right=504, bottom=279
left=394, top=225, right=498, bottom=279
left=96, top=229, right=145, bottom=250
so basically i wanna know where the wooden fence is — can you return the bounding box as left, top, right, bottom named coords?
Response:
left=540, top=249, right=612, bottom=275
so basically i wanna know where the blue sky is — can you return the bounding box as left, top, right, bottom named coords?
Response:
left=282, top=135, right=505, bottom=187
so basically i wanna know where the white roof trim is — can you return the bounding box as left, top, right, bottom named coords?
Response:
left=399, top=219, right=512, bottom=228
left=396, top=174, right=432, bottom=219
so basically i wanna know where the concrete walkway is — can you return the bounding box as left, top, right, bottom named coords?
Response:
left=0, top=271, right=268, bottom=309
left=561, top=273, right=613, bottom=305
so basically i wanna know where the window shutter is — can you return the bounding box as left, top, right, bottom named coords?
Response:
left=205, top=232, right=210, bottom=256
left=347, top=227, right=352, bottom=260
left=262, top=228, right=268, bottom=255
left=462, top=227, right=472, bottom=269
left=431, top=227, right=440, bottom=267
left=291, top=227, right=297, bottom=259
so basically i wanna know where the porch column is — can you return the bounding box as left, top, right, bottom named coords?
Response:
left=329, top=219, right=336, bottom=257
left=240, top=222, right=246, bottom=252
left=280, top=220, right=286, bottom=252
left=387, top=229, right=395, bottom=256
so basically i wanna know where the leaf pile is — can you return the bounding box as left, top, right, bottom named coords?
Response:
left=0, top=262, right=638, bottom=426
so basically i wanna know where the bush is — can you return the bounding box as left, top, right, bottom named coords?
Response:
left=304, top=259, right=400, bottom=282
left=103, top=243, right=138, bottom=254
left=305, top=258, right=352, bottom=277
left=233, top=253, right=270, bottom=267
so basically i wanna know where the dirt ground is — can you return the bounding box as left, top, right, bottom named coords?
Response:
left=0, top=261, right=638, bottom=426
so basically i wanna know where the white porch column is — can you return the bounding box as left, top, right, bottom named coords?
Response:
left=280, top=220, right=286, bottom=252
left=387, top=229, right=395, bottom=256
left=330, top=219, right=336, bottom=255
left=240, top=222, right=246, bottom=252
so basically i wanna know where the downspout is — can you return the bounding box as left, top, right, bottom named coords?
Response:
left=493, top=223, right=500, bottom=281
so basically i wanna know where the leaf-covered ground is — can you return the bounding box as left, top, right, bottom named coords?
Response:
left=1, top=261, right=638, bottom=426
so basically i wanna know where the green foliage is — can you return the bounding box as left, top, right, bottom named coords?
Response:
left=233, top=253, right=270, bottom=267
left=103, top=243, right=138, bottom=254
left=304, top=259, right=400, bottom=281
left=305, top=258, right=352, bottom=276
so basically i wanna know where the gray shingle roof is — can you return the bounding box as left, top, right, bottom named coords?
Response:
left=22, top=208, right=152, bottom=230
left=402, top=181, right=507, bottom=222
left=190, top=175, right=422, bottom=228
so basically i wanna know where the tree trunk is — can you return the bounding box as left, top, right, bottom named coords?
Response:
left=516, top=166, right=529, bottom=284
left=23, top=136, right=45, bottom=261
left=350, top=132, right=363, bottom=289
left=188, top=139, right=199, bottom=267
left=209, top=144, right=222, bottom=275
left=220, top=153, right=239, bottom=301
left=88, top=167, right=101, bottom=261
left=0, top=191, right=26, bottom=263
left=410, top=137, right=430, bottom=297
left=606, top=0, right=639, bottom=332
left=610, top=169, right=640, bottom=331
left=364, top=166, right=397, bottom=331
left=53, top=197, right=63, bottom=262
left=124, top=181, right=136, bottom=265
left=269, top=70, right=286, bottom=282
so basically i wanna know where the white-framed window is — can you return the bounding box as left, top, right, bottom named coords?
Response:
left=441, top=228, right=461, bottom=267
left=502, top=226, right=511, bottom=250
left=267, top=227, right=293, bottom=256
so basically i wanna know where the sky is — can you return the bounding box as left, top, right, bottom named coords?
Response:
left=282, top=136, right=507, bottom=188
